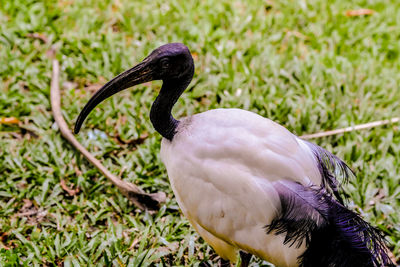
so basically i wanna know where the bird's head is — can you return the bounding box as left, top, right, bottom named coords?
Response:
left=147, top=43, right=194, bottom=80
left=74, top=43, right=194, bottom=134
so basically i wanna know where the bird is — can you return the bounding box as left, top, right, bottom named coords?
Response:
left=74, top=43, right=394, bottom=267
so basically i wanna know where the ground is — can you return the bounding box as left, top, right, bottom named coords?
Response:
left=0, top=0, right=399, bottom=266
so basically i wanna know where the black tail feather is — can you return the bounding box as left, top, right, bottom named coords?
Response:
left=265, top=182, right=394, bottom=267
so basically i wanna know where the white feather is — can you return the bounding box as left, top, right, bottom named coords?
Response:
left=160, top=108, right=322, bottom=267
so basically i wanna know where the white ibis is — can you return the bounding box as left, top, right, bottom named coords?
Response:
left=74, top=43, right=394, bottom=267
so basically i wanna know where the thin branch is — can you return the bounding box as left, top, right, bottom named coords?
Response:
left=301, top=117, right=399, bottom=139
left=50, top=59, right=166, bottom=211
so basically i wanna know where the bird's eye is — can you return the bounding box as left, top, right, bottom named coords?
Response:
left=160, top=58, right=170, bottom=69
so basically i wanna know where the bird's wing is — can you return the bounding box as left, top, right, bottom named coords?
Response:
left=242, top=121, right=354, bottom=204
left=265, top=180, right=394, bottom=267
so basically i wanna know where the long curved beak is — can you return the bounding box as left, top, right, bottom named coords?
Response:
left=74, top=60, right=155, bottom=134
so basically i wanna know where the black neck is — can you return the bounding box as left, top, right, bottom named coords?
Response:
left=150, top=72, right=193, bottom=141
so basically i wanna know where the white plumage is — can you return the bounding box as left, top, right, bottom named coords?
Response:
left=161, top=108, right=319, bottom=266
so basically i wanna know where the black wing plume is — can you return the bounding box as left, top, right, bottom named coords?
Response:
left=265, top=181, right=394, bottom=267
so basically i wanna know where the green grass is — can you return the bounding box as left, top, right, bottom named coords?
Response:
left=1, top=0, right=399, bottom=265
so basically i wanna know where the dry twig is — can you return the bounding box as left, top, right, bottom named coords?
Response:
left=301, top=117, right=399, bottom=139
left=50, top=59, right=166, bottom=211
left=345, top=9, right=375, bottom=17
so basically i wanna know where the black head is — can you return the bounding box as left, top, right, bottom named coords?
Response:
left=74, top=43, right=194, bottom=134
left=144, top=43, right=194, bottom=81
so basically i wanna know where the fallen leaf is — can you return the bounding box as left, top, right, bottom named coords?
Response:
left=0, top=117, right=20, bottom=124
left=60, top=179, right=80, bottom=196
left=345, top=9, right=375, bottom=17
